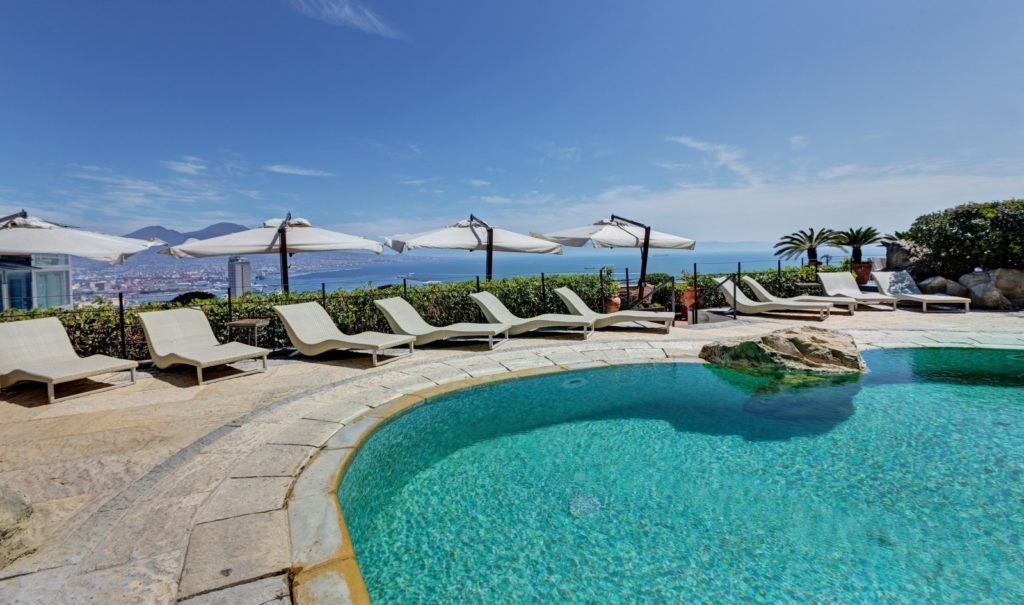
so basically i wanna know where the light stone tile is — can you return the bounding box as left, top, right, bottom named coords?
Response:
left=500, top=356, right=556, bottom=371
left=324, top=417, right=378, bottom=450
left=293, top=559, right=366, bottom=605
left=196, top=477, right=294, bottom=524
left=268, top=419, right=343, bottom=448
left=177, top=510, right=290, bottom=600
left=288, top=494, right=348, bottom=569
left=230, top=444, right=316, bottom=479
left=291, top=449, right=350, bottom=499
left=81, top=490, right=208, bottom=572
left=302, top=401, right=371, bottom=425
left=60, top=549, right=182, bottom=605
left=180, top=573, right=290, bottom=605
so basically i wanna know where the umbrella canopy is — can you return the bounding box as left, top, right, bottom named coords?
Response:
left=533, top=215, right=695, bottom=301
left=385, top=216, right=561, bottom=280
left=162, top=216, right=382, bottom=293
left=0, top=210, right=163, bottom=264
left=532, top=218, right=696, bottom=250
left=163, top=218, right=382, bottom=258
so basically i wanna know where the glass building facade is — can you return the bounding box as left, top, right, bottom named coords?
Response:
left=0, top=254, right=72, bottom=311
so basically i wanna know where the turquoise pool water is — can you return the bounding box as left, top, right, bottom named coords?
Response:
left=340, top=349, right=1024, bottom=603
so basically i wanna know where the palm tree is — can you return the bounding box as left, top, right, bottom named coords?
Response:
left=773, top=228, right=840, bottom=266
left=836, top=227, right=883, bottom=263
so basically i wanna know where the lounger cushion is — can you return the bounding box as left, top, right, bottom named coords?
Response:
left=162, top=342, right=269, bottom=369
left=4, top=355, right=137, bottom=387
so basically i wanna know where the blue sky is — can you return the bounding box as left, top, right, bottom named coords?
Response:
left=2, top=0, right=1023, bottom=242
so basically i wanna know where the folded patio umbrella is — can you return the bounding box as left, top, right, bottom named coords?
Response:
left=163, top=215, right=382, bottom=292
left=532, top=215, right=695, bottom=289
left=384, top=215, right=562, bottom=280
left=0, top=210, right=162, bottom=264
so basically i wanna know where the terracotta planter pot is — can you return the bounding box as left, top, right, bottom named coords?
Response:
left=677, top=287, right=703, bottom=309
left=851, top=263, right=873, bottom=285
left=619, top=284, right=653, bottom=305
left=603, top=295, right=621, bottom=313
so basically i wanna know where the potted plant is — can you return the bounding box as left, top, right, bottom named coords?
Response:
left=836, top=227, right=883, bottom=284
left=773, top=227, right=840, bottom=267
left=599, top=266, right=621, bottom=312
left=675, top=281, right=703, bottom=310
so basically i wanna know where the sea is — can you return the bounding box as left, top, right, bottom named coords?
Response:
left=262, top=245, right=879, bottom=293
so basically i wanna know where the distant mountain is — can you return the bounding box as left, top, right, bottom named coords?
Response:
left=124, top=222, right=247, bottom=246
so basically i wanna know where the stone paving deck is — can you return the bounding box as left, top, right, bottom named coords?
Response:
left=0, top=309, right=1021, bottom=603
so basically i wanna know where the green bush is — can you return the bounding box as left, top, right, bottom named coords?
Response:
left=903, top=199, right=1024, bottom=277
left=0, top=274, right=615, bottom=360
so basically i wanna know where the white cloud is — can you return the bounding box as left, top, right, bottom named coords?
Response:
left=788, top=135, right=809, bottom=150
left=161, top=156, right=207, bottom=175
left=287, top=0, right=402, bottom=39
left=818, top=163, right=859, bottom=179
left=653, top=161, right=690, bottom=173
left=538, top=142, right=581, bottom=162
left=466, top=179, right=491, bottom=188
left=264, top=164, right=334, bottom=177
left=480, top=195, right=511, bottom=205
left=666, top=135, right=761, bottom=186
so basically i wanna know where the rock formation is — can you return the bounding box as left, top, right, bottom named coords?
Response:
left=918, top=276, right=970, bottom=298
left=958, top=269, right=1024, bottom=310
left=699, top=326, right=866, bottom=374
left=0, top=485, right=35, bottom=568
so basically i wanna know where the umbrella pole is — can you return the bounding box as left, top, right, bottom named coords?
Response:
left=485, top=226, right=494, bottom=281
left=639, top=225, right=651, bottom=292
left=278, top=222, right=290, bottom=294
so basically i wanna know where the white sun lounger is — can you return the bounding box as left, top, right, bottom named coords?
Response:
left=817, top=272, right=897, bottom=310
left=714, top=277, right=832, bottom=321
left=373, top=297, right=510, bottom=349
left=741, top=275, right=857, bottom=314
left=273, top=302, right=415, bottom=366
left=139, top=308, right=269, bottom=385
left=871, top=271, right=970, bottom=312
left=0, top=317, right=137, bottom=403
left=554, top=287, right=674, bottom=333
left=470, top=291, right=594, bottom=339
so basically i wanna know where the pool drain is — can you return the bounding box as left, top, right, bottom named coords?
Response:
left=563, top=377, right=587, bottom=389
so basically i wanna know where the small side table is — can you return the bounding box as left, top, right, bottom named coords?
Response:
left=227, top=318, right=270, bottom=347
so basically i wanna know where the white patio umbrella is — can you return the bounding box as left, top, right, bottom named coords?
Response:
left=385, top=215, right=562, bottom=280
left=162, top=214, right=382, bottom=293
left=532, top=214, right=695, bottom=288
left=0, top=209, right=163, bottom=263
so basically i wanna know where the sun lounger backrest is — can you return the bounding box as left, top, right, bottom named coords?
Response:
left=0, top=317, right=79, bottom=373
left=138, top=308, right=219, bottom=357
left=554, top=288, right=598, bottom=318
left=817, top=272, right=861, bottom=297
left=273, top=302, right=344, bottom=345
left=470, top=292, right=518, bottom=324
left=373, top=297, right=435, bottom=333
left=713, top=277, right=759, bottom=306
left=740, top=276, right=780, bottom=302
left=874, top=271, right=922, bottom=296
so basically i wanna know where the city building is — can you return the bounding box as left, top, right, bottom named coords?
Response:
left=227, top=255, right=252, bottom=295
left=0, top=254, right=73, bottom=311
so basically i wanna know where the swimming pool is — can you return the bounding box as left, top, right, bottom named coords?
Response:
left=339, top=348, right=1024, bottom=603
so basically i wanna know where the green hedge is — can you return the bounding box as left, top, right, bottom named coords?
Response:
left=677, top=265, right=842, bottom=308
left=0, top=274, right=615, bottom=360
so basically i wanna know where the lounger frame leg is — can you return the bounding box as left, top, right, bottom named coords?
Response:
left=194, top=356, right=268, bottom=386
left=369, top=342, right=415, bottom=367
left=43, top=369, right=138, bottom=404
